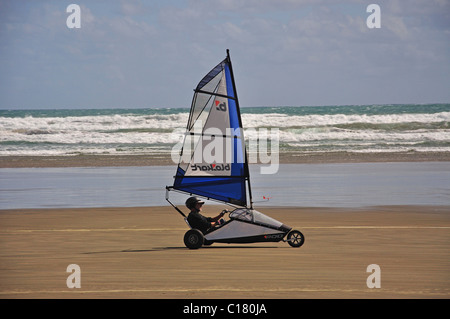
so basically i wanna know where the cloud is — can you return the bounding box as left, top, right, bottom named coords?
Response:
left=120, top=0, right=147, bottom=16
left=0, top=0, right=449, bottom=109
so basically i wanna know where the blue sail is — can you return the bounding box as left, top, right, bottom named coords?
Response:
left=171, top=51, right=250, bottom=207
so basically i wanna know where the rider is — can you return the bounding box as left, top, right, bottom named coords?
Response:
left=185, top=197, right=226, bottom=234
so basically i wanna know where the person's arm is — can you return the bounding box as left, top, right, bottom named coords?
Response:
left=210, top=210, right=226, bottom=222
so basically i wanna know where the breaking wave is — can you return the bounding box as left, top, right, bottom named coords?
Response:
left=0, top=104, right=449, bottom=156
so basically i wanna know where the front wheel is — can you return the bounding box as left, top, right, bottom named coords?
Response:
left=287, top=230, right=304, bottom=248
left=184, top=229, right=204, bottom=249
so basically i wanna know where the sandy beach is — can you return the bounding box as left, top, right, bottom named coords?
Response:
left=0, top=205, right=449, bottom=299
left=1, top=151, right=450, bottom=168
left=1, top=152, right=449, bottom=300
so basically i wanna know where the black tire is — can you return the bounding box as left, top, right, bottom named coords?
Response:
left=287, top=230, right=304, bottom=248
left=184, top=229, right=204, bottom=249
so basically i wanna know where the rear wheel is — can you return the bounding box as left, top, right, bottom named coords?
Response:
left=184, top=229, right=204, bottom=249
left=287, top=230, right=304, bottom=248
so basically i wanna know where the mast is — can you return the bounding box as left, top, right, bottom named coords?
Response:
left=226, top=49, right=254, bottom=209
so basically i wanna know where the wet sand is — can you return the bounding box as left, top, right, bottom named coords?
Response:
left=1, top=151, right=450, bottom=168
left=0, top=205, right=449, bottom=299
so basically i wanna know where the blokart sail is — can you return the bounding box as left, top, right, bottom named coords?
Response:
left=165, top=50, right=304, bottom=249
left=166, top=49, right=252, bottom=209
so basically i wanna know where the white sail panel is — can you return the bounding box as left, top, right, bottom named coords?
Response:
left=171, top=50, right=251, bottom=207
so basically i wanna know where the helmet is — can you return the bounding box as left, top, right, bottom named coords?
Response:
left=185, top=196, right=205, bottom=210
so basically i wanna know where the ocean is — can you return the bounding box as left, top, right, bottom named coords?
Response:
left=1, top=104, right=449, bottom=156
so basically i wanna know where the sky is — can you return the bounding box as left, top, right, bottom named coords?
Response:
left=0, top=0, right=449, bottom=109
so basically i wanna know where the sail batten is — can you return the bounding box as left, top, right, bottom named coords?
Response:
left=170, top=50, right=251, bottom=208
left=195, top=89, right=237, bottom=100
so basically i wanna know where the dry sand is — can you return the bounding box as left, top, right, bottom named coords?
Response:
left=1, top=205, right=449, bottom=299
